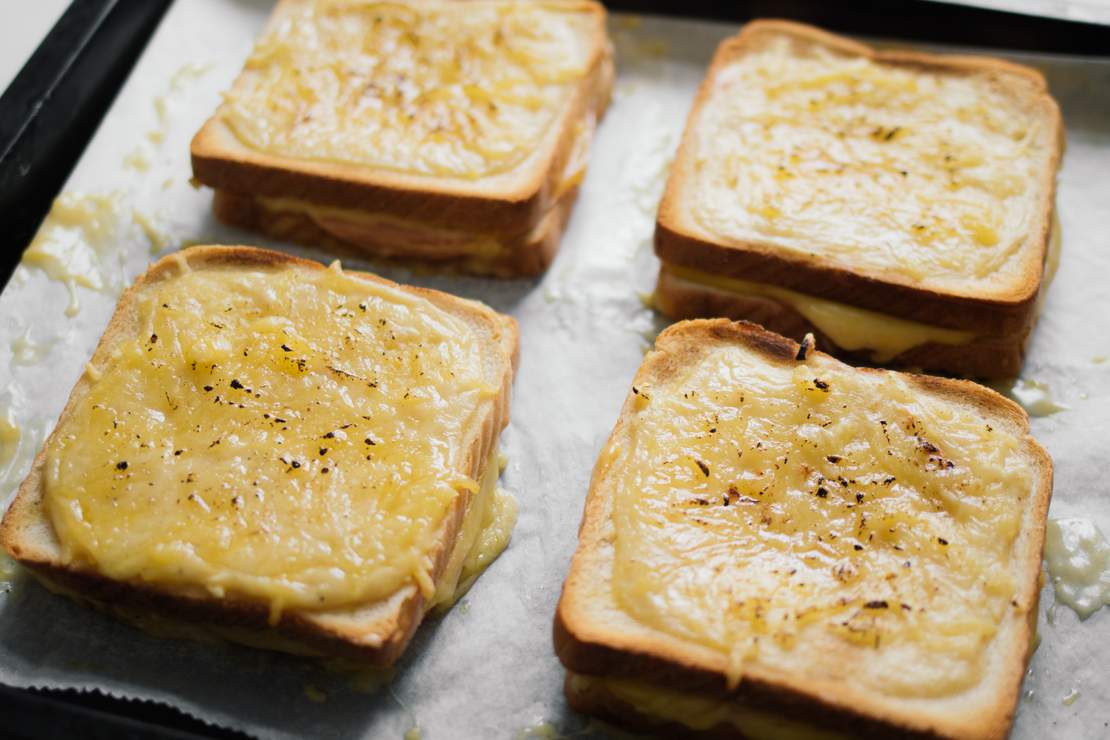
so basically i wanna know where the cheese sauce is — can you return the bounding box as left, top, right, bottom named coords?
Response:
left=221, top=0, right=599, bottom=179
left=43, top=260, right=502, bottom=620
left=688, top=36, right=1055, bottom=294
left=606, top=344, right=1036, bottom=696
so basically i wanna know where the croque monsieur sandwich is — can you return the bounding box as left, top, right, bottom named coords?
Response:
left=0, top=246, right=518, bottom=663
left=653, top=21, right=1063, bottom=378
left=191, top=0, right=614, bottom=278
left=555, top=320, right=1052, bottom=739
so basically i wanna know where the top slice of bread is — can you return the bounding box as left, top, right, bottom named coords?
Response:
left=656, top=20, right=1064, bottom=334
left=555, top=319, right=1052, bottom=740
left=0, top=245, right=519, bottom=664
left=192, top=0, right=613, bottom=236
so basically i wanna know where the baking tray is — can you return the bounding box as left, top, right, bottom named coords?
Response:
left=1, top=1, right=1109, bottom=738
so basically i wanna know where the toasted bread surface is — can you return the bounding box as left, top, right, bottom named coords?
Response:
left=0, top=245, right=519, bottom=663
left=191, top=0, right=613, bottom=238
left=555, top=320, right=1052, bottom=740
left=655, top=20, right=1063, bottom=332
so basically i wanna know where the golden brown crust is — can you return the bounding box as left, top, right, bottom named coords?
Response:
left=655, top=19, right=1064, bottom=333
left=191, top=0, right=613, bottom=237
left=0, top=245, right=519, bottom=664
left=554, top=319, right=1052, bottom=740
left=652, top=267, right=1033, bottom=378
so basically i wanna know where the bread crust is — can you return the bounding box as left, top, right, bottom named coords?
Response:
left=191, top=0, right=614, bottom=238
left=655, top=19, right=1064, bottom=334
left=653, top=266, right=1033, bottom=378
left=554, top=319, right=1052, bottom=740
left=0, top=245, right=519, bottom=664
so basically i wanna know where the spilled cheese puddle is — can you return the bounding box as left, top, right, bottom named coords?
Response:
left=20, top=192, right=175, bottom=313
left=0, top=406, right=48, bottom=501
left=993, top=378, right=1068, bottom=417
left=1044, top=518, right=1110, bottom=619
left=21, top=191, right=126, bottom=315
left=9, top=328, right=56, bottom=365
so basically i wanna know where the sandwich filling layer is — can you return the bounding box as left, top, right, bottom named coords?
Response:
left=687, top=32, right=1058, bottom=295
left=658, top=213, right=1059, bottom=360
left=604, top=343, right=1037, bottom=697
left=222, top=0, right=600, bottom=179
left=567, top=673, right=846, bottom=740
left=43, top=259, right=508, bottom=621
left=657, top=263, right=976, bottom=361
left=242, top=114, right=595, bottom=262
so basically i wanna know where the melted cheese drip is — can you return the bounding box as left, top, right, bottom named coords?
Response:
left=43, top=261, right=502, bottom=619
left=0, top=407, right=48, bottom=503
left=1044, top=518, right=1110, bottom=619
left=688, top=36, right=1053, bottom=293
left=21, top=192, right=126, bottom=315
left=221, top=0, right=597, bottom=179
left=10, top=328, right=56, bottom=365
left=997, top=378, right=1068, bottom=417
left=661, top=264, right=975, bottom=361
left=0, top=410, right=20, bottom=483
left=431, top=447, right=517, bottom=610
left=516, top=722, right=560, bottom=739
left=567, top=673, right=846, bottom=739
left=607, top=345, right=1035, bottom=697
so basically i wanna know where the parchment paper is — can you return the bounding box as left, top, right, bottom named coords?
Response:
left=0, top=3, right=1108, bottom=737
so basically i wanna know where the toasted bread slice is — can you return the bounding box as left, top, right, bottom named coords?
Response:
left=0, top=245, right=519, bottom=664
left=555, top=320, right=1052, bottom=739
left=654, top=20, right=1063, bottom=376
left=191, top=0, right=613, bottom=275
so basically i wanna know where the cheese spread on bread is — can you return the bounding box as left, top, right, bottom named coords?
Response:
left=35, top=444, right=515, bottom=648
left=687, top=34, right=1056, bottom=294
left=605, top=343, right=1036, bottom=696
left=42, top=259, right=506, bottom=620
left=222, top=0, right=598, bottom=178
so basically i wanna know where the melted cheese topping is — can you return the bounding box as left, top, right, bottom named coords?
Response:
left=567, top=673, right=846, bottom=740
left=222, top=0, right=598, bottom=179
left=43, top=260, right=505, bottom=620
left=687, top=35, right=1054, bottom=293
left=660, top=264, right=975, bottom=361
left=36, top=447, right=513, bottom=653
left=606, top=344, right=1035, bottom=697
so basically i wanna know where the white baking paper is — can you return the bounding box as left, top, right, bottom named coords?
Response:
left=0, top=3, right=1108, bottom=737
